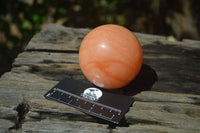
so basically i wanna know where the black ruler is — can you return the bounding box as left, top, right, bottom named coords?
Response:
left=44, top=78, right=134, bottom=124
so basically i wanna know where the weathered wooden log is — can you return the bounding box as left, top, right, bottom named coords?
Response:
left=0, top=24, right=200, bottom=133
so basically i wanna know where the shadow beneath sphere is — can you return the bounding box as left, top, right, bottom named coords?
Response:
left=89, top=64, right=158, bottom=128
left=107, top=64, right=158, bottom=96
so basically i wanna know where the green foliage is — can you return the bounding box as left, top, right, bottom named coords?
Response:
left=0, top=0, right=49, bottom=75
left=22, top=20, right=31, bottom=29
left=0, top=0, right=200, bottom=76
left=58, top=8, right=68, bottom=14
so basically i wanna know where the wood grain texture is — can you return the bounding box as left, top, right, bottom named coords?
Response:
left=0, top=23, right=200, bottom=133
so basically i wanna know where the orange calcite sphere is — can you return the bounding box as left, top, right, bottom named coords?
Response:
left=79, top=24, right=143, bottom=89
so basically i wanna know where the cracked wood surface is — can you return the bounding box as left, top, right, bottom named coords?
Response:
left=0, top=24, right=200, bottom=133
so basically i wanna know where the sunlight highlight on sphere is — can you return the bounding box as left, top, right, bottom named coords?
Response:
left=79, top=24, right=143, bottom=89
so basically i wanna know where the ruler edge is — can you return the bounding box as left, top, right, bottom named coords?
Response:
left=43, top=78, right=134, bottom=124
left=44, top=93, right=121, bottom=124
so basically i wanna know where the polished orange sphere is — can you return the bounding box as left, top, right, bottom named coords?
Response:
left=79, top=24, right=143, bottom=89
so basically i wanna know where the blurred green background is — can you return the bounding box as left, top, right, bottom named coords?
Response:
left=0, top=0, right=200, bottom=76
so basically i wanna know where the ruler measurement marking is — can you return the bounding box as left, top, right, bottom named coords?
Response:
left=46, top=88, right=123, bottom=124
left=68, top=99, right=73, bottom=104
left=46, top=95, right=119, bottom=124
left=52, top=88, right=122, bottom=113
left=111, top=114, right=115, bottom=119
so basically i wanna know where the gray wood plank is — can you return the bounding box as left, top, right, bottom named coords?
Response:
left=0, top=23, right=200, bottom=132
